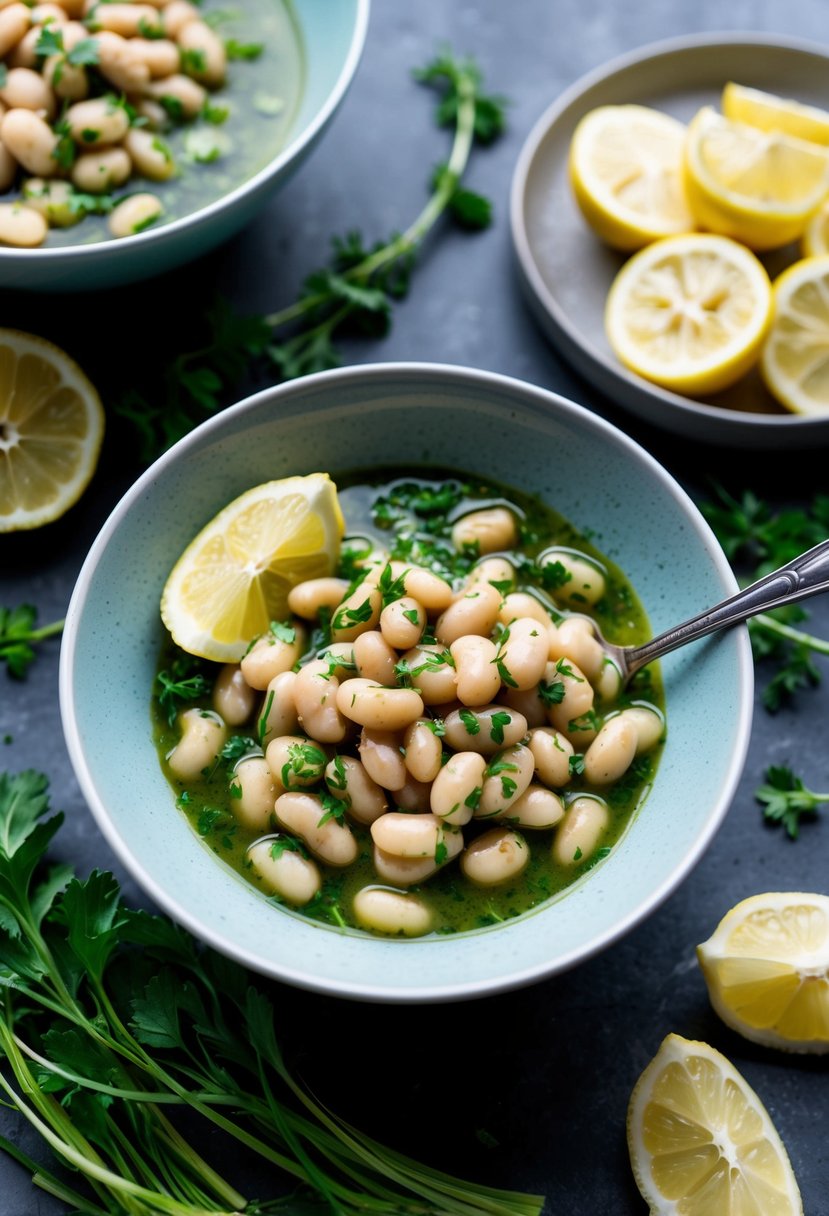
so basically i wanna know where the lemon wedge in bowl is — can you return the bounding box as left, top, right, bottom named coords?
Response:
left=628, top=1033, right=803, bottom=1216
left=761, top=256, right=829, bottom=415
left=569, top=104, right=695, bottom=250
left=802, top=198, right=829, bottom=256
left=698, top=891, right=829, bottom=1053
left=0, top=329, right=104, bottom=533
left=723, top=82, right=829, bottom=146
left=684, top=105, right=829, bottom=250
left=605, top=232, right=772, bottom=394
left=161, top=473, right=344, bottom=662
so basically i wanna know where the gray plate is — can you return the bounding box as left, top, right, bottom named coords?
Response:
left=510, top=33, right=829, bottom=449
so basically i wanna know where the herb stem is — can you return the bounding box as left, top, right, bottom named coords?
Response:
left=27, top=616, right=65, bottom=642
left=752, top=613, right=829, bottom=657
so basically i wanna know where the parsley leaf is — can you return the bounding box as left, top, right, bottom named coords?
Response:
left=755, top=765, right=829, bottom=839
left=155, top=656, right=211, bottom=726
left=0, top=605, right=64, bottom=679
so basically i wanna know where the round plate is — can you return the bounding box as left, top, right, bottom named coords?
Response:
left=510, top=33, right=829, bottom=449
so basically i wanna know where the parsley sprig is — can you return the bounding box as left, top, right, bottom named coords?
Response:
left=0, top=605, right=64, bottom=679
left=114, top=50, right=506, bottom=460
left=755, top=764, right=829, bottom=839
left=0, top=769, right=545, bottom=1216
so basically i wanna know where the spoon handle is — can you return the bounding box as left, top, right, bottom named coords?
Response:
left=624, top=537, right=829, bottom=677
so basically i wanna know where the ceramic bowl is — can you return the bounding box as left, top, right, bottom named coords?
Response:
left=1, top=0, right=369, bottom=292
left=60, top=363, right=753, bottom=1003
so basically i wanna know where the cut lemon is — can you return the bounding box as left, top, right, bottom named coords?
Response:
left=761, top=256, right=829, bottom=415
left=628, top=1033, right=803, bottom=1216
left=605, top=233, right=772, bottom=395
left=684, top=105, right=829, bottom=249
left=722, top=82, right=829, bottom=147
left=801, top=198, right=829, bottom=256
left=161, top=474, right=344, bottom=662
left=698, top=892, right=829, bottom=1053
left=0, top=328, right=104, bottom=532
left=569, top=104, right=695, bottom=250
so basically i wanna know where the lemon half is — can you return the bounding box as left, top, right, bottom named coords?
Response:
left=628, top=1033, right=803, bottom=1216
left=723, top=82, right=829, bottom=147
left=0, top=329, right=104, bottom=532
left=698, top=891, right=829, bottom=1052
left=161, top=473, right=344, bottom=662
left=761, top=256, right=829, bottom=416
left=605, top=232, right=772, bottom=395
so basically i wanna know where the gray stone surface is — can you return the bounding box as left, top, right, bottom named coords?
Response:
left=2, top=2, right=829, bottom=1213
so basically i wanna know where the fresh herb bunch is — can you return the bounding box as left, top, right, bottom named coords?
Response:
left=114, top=51, right=506, bottom=460
left=702, top=487, right=829, bottom=711
left=0, top=769, right=544, bottom=1216
left=0, top=605, right=64, bottom=679
left=755, top=764, right=829, bottom=839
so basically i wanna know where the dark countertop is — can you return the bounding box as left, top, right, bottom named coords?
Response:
left=1, top=3, right=828, bottom=1213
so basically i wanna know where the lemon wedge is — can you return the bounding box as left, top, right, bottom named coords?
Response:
left=761, top=256, right=829, bottom=415
left=684, top=105, right=829, bottom=249
left=801, top=198, right=829, bottom=256
left=605, top=233, right=772, bottom=394
left=723, top=82, right=829, bottom=147
left=161, top=474, right=344, bottom=662
left=628, top=1033, right=803, bottom=1216
left=0, top=329, right=104, bottom=532
left=698, top=892, right=829, bottom=1053
left=569, top=104, right=695, bottom=250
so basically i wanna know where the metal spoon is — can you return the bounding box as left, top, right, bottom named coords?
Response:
left=590, top=538, right=829, bottom=687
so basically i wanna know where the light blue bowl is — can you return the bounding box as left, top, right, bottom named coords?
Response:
left=1, top=0, right=369, bottom=292
left=60, top=364, right=753, bottom=1002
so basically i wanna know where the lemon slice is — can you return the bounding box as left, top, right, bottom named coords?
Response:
left=0, top=328, right=104, bottom=532
left=628, top=1033, right=803, bottom=1216
left=698, top=892, right=829, bottom=1053
left=761, top=256, right=829, bottom=415
left=684, top=106, right=829, bottom=249
left=569, top=104, right=695, bottom=250
left=801, top=198, right=829, bottom=256
left=723, top=82, right=829, bottom=147
left=161, top=474, right=344, bottom=662
left=605, top=233, right=772, bottom=394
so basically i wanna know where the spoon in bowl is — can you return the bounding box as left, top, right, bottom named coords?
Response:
left=588, top=537, right=829, bottom=688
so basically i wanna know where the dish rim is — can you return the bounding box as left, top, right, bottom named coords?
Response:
left=59, top=361, right=754, bottom=1003
left=509, top=29, right=829, bottom=438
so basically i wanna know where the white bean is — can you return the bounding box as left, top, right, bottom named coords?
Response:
left=528, top=727, right=574, bottom=788
left=429, top=750, right=486, bottom=825
left=394, top=773, right=432, bottom=813
left=1, top=108, right=58, bottom=176
left=550, top=615, right=605, bottom=684
left=129, top=36, right=179, bottom=78
left=247, top=837, right=321, bottom=906
left=358, top=727, right=407, bottom=791
left=399, top=643, right=457, bottom=705
left=288, top=577, right=350, bottom=619
left=496, top=617, right=549, bottom=691
left=498, top=591, right=552, bottom=628
left=0, top=67, right=55, bottom=117
left=553, top=795, right=609, bottom=866
left=402, top=719, right=443, bottom=783
left=371, top=812, right=455, bottom=860
left=274, top=791, right=358, bottom=867
left=65, top=96, right=129, bottom=146
left=616, top=705, right=664, bottom=754
left=108, top=192, right=163, bottom=238
left=30, top=2, right=67, bottom=22
left=504, top=784, right=564, bottom=829
left=443, top=704, right=528, bottom=755
left=582, top=715, right=637, bottom=785
left=450, top=634, right=501, bottom=706
left=231, top=756, right=275, bottom=832
left=124, top=126, right=175, bottom=180
left=353, top=630, right=397, bottom=686
left=0, top=5, right=30, bottom=59
left=541, top=549, right=607, bottom=608
left=161, top=0, right=198, bottom=37
left=330, top=582, right=381, bottom=643
left=266, top=734, right=327, bottom=793
left=22, top=178, right=79, bottom=226
left=336, top=678, right=424, bottom=732
left=240, top=624, right=305, bottom=690
left=498, top=684, right=547, bottom=728
left=96, top=30, right=150, bottom=92
left=258, top=670, right=299, bottom=748
left=293, top=659, right=348, bottom=744
left=0, top=138, right=16, bottom=191
left=379, top=596, right=426, bottom=650
left=212, top=663, right=256, bottom=726
left=477, top=744, right=534, bottom=819
left=0, top=200, right=46, bottom=245
left=373, top=835, right=462, bottom=886
left=177, top=18, right=226, bottom=87
left=545, top=659, right=596, bottom=741
left=71, top=147, right=131, bottom=193
left=352, top=887, right=432, bottom=937
left=145, top=72, right=206, bottom=119
left=391, top=565, right=453, bottom=613
left=325, top=754, right=386, bottom=825
left=43, top=53, right=88, bottom=101
left=451, top=506, right=517, bottom=555
left=435, top=582, right=502, bottom=644
left=315, top=642, right=356, bottom=681
left=467, top=556, right=515, bottom=592
left=461, top=828, right=529, bottom=886
left=167, top=708, right=226, bottom=780
left=89, top=3, right=162, bottom=37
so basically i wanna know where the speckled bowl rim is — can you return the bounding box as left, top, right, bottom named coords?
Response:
left=59, top=363, right=754, bottom=1003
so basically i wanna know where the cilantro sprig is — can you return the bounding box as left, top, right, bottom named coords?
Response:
left=113, top=50, right=507, bottom=460
left=0, top=605, right=64, bottom=679
left=755, top=764, right=829, bottom=839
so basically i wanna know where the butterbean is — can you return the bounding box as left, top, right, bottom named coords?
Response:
left=394, top=774, right=432, bottom=813
left=372, top=812, right=453, bottom=859
left=7, top=25, right=38, bottom=68
left=551, top=615, right=605, bottom=683
left=452, top=506, right=517, bottom=554
left=131, top=97, right=168, bottom=130
left=96, top=31, right=150, bottom=93
left=505, top=784, right=564, bottom=829
left=358, top=727, right=406, bottom=790
left=315, top=642, right=356, bottom=681
left=30, top=3, right=66, bottom=22
left=258, top=670, right=298, bottom=747
left=552, top=795, right=609, bottom=866
left=177, top=19, right=226, bottom=88
left=583, top=715, right=637, bottom=785
left=230, top=755, right=275, bottom=832
left=403, top=718, right=443, bottom=783
left=399, top=643, right=457, bottom=705
left=129, top=36, right=180, bottom=78
left=22, top=178, right=80, bottom=225
left=325, top=754, right=386, bottom=825
left=498, top=684, right=547, bottom=728
left=89, top=4, right=162, bottom=37
left=266, top=734, right=327, bottom=793
left=247, top=837, right=321, bottom=906
left=391, top=564, right=453, bottom=612
left=616, top=704, right=664, bottom=753
left=541, top=548, right=607, bottom=607
left=274, top=791, right=358, bottom=867
left=496, top=617, right=549, bottom=691
left=545, top=660, right=595, bottom=740
left=240, top=624, right=305, bottom=690
left=528, top=727, right=574, bottom=788
left=429, top=750, right=486, bottom=825
left=443, top=705, right=527, bottom=755
left=595, top=657, right=622, bottom=702
left=293, top=659, right=348, bottom=744
left=161, top=0, right=198, bottom=37
left=461, top=828, right=529, bottom=886
left=71, top=147, right=131, bottom=193
left=125, top=126, right=175, bottom=180
left=436, top=582, right=502, bottom=644
left=379, top=596, right=426, bottom=649
left=43, top=54, right=88, bottom=100
left=212, top=663, right=256, bottom=726
left=0, top=200, right=46, bottom=245
left=288, top=576, right=350, bottom=619
left=467, top=556, right=515, bottom=592
left=353, top=630, right=397, bottom=686
left=1, top=108, right=58, bottom=176
left=373, top=834, right=462, bottom=886
left=0, top=5, right=30, bottom=59
left=497, top=591, right=552, bottom=628
left=167, top=708, right=226, bottom=780
left=146, top=73, right=206, bottom=119
left=65, top=96, right=129, bottom=145
left=352, top=887, right=432, bottom=937
left=51, top=0, right=85, bottom=16
left=0, top=140, right=15, bottom=191
left=330, top=582, right=381, bottom=643
left=477, top=744, right=534, bottom=818
left=108, top=191, right=163, bottom=238
left=336, top=678, right=424, bottom=732
left=450, top=634, right=501, bottom=706
left=0, top=67, right=55, bottom=116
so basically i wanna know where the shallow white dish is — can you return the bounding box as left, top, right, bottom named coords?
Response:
left=60, top=363, right=753, bottom=1003
left=510, top=32, right=829, bottom=449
